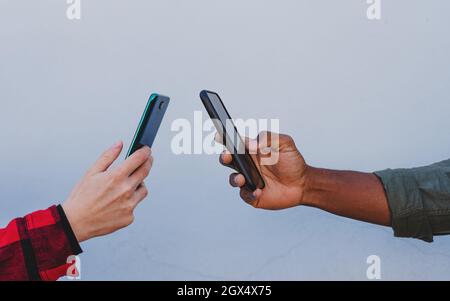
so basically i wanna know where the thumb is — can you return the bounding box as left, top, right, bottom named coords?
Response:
left=88, top=141, right=123, bottom=174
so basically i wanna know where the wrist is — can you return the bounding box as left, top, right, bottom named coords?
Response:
left=299, top=166, right=328, bottom=208
left=56, top=205, right=84, bottom=255
left=61, top=203, right=89, bottom=243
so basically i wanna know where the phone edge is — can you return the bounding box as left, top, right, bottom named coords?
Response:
left=126, top=93, right=159, bottom=158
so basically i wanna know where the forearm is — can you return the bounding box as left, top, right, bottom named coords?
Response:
left=302, top=166, right=391, bottom=226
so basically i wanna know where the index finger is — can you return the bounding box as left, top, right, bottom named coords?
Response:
left=115, top=146, right=151, bottom=178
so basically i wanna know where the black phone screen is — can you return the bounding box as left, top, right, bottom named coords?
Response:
left=201, top=91, right=265, bottom=191
left=205, top=92, right=246, bottom=154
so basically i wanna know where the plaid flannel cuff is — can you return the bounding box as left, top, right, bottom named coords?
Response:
left=24, top=205, right=83, bottom=280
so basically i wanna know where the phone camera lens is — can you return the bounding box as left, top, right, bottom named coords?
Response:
left=159, top=101, right=165, bottom=110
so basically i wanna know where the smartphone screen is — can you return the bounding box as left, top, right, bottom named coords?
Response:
left=205, top=92, right=246, bottom=154
left=126, top=93, right=170, bottom=157
left=200, top=90, right=265, bottom=191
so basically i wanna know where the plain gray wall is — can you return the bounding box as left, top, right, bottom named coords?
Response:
left=1, top=0, right=450, bottom=280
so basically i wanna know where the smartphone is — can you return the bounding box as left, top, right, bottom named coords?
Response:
left=200, top=90, right=265, bottom=191
left=126, top=93, right=170, bottom=157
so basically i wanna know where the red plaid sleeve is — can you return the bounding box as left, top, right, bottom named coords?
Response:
left=0, top=205, right=82, bottom=281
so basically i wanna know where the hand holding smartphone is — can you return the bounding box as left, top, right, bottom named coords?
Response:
left=200, top=90, right=265, bottom=191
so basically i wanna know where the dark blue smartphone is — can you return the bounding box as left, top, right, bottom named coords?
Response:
left=126, top=93, right=170, bottom=157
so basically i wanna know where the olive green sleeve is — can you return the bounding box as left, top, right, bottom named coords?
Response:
left=374, top=159, right=450, bottom=243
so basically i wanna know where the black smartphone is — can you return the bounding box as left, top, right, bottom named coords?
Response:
left=126, top=93, right=170, bottom=157
left=200, top=90, right=265, bottom=191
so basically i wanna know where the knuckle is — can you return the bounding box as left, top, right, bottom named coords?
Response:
left=101, top=151, right=113, bottom=161
left=121, top=200, right=135, bottom=214
left=280, top=134, right=293, bottom=143
left=257, top=132, right=272, bottom=147
left=138, top=151, right=147, bottom=161
left=124, top=214, right=135, bottom=226
left=137, top=148, right=150, bottom=161
left=145, top=163, right=152, bottom=176
left=258, top=131, right=270, bottom=140
left=126, top=190, right=134, bottom=199
left=110, top=172, right=122, bottom=184
left=108, top=174, right=120, bottom=187
left=142, top=187, right=149, bottom=198
left=123, top=186, right=135, bottom=199
left=104, top=153, right=114, bottom=161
